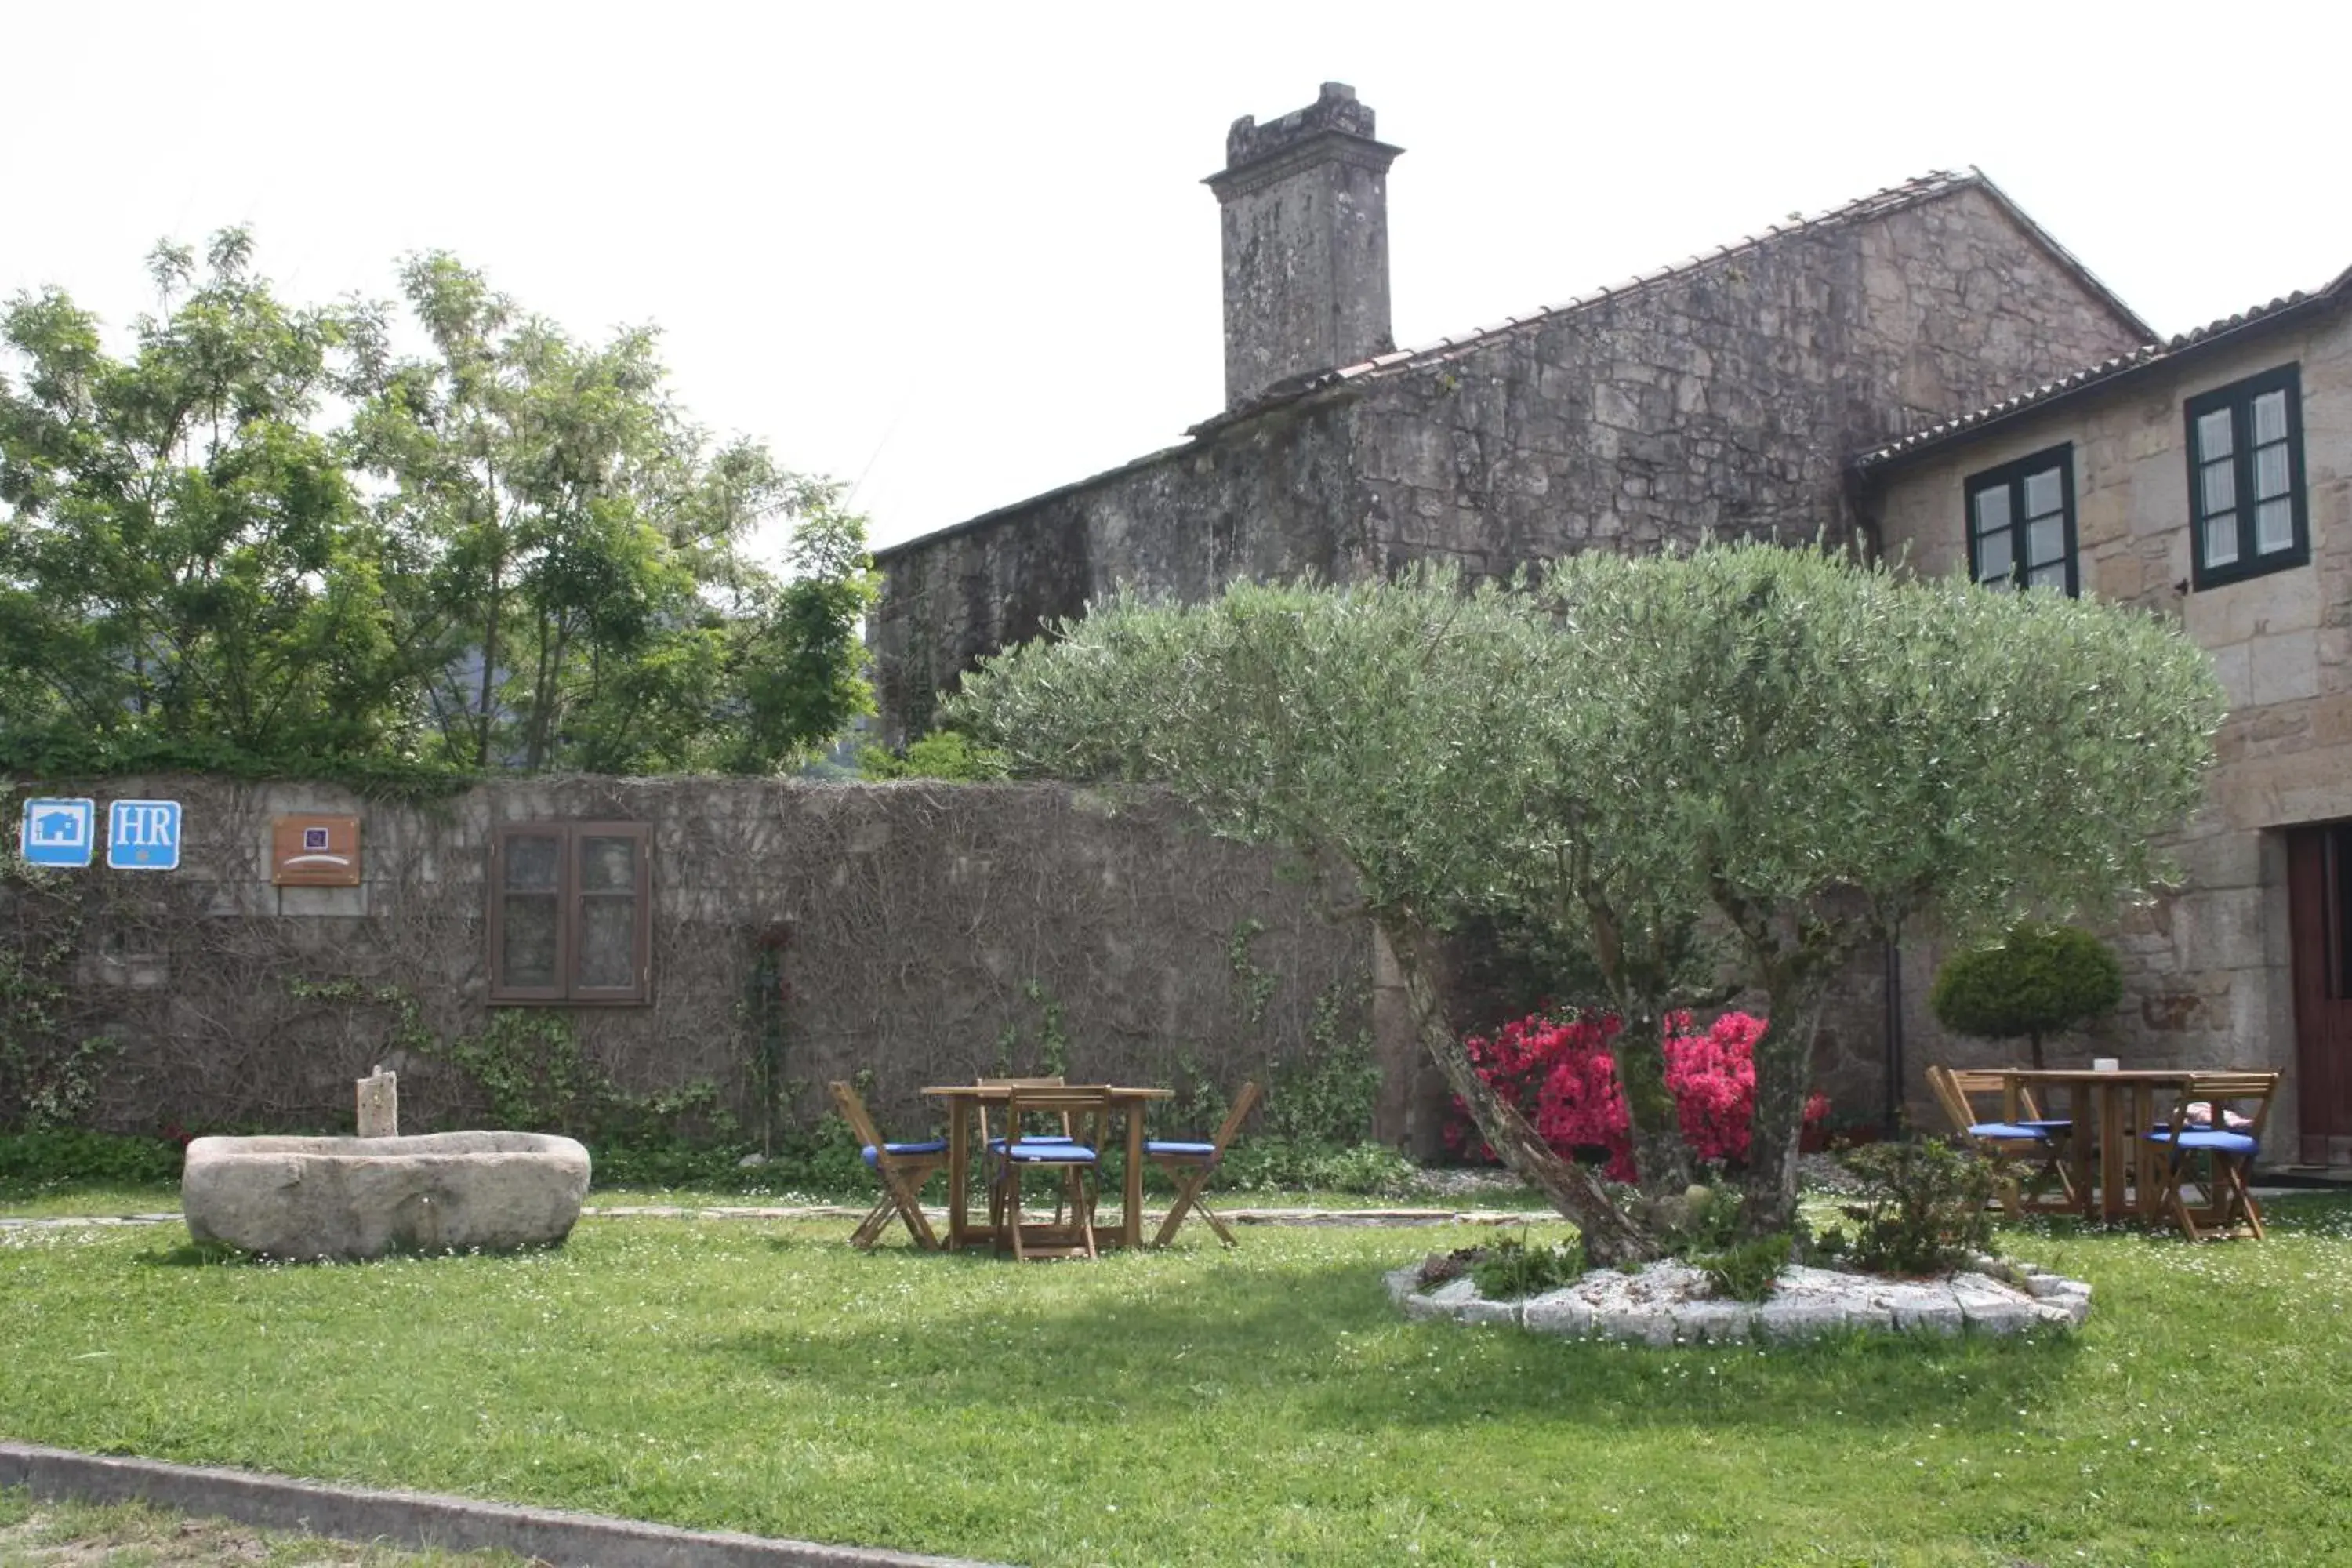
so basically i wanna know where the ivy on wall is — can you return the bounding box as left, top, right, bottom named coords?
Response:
left=1, top=775, right=1373, bottom=1156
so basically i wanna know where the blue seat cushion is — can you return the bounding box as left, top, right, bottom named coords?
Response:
left=1146, top=1141, right=1218, bottom=1158
left=999, top=1143, right=1098, bottom=1163
left=862, top=1139, right=949, bottom=1168
left=2016, top=1120, right=2072, bottom=1132
left=1968, top=1122, right=2057, bottom=1142
left=2145, top=1128, right=2259, bottom=1157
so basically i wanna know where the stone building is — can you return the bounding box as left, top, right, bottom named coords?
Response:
left=869, top=82, right=2151, bottom=741
left=866, top=82, right=2349, bottom=1156
left=1860, top=266, right=2352, bottom=1164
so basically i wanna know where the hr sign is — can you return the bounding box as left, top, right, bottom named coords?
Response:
left=107, top=799, right=183, bottom=870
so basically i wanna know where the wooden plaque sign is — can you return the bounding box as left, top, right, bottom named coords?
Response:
left=272, top=815, right=362, bottom=886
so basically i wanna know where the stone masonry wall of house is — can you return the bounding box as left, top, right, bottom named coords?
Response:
left=1868, top=306, right=2352, bottom=1140
left=869, top=179, right=2148, bottom=744
left=0, top=776, right=1369, bottom=1142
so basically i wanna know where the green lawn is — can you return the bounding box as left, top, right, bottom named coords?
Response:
left=5, top=1198, right=2350, bottom=1566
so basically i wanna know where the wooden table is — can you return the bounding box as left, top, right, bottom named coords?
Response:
left=1999, top=1069, right=2198, bottom=1222
left=921, top=1083, right=1173, bottom=1252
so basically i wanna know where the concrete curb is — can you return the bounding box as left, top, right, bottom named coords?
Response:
left=0, top=1443, right=1011, bottom=1568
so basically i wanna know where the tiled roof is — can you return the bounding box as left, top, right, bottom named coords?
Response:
left=1189, top=167, right=2150, bottom=437
left=1857, top=260, right=2352, bottom=470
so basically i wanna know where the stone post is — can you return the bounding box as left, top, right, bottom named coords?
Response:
left=355, top=1069, right=398, bottom=1138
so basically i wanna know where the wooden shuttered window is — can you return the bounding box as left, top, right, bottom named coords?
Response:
left=488, top=822, right=652, bottom=1004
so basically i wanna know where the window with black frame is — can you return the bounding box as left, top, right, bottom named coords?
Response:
left=2187, top=365, right=2308, bottom=588
left=1965, top=445, right=2077, bottom=595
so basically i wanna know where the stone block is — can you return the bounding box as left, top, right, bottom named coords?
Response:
left=2035, top=1292, right=2092, bottom=1327
left=1949, top=1275, right=2037, bottom=1334
left=1668, top=1300, right=1755, bottom=1344
left=1403, top=1278, right=1476, bottom=1321
left=1756, top=1298, right=1849, bottom=1341
left=1880, top=1285, right=1963, bottom=1335
left=181, top=1132, right=590, bottom=1261
left=1460, top=1298, right=1521, bottom=1328
left=2207, top=642, right=2252, bottom=710
left=2247, top=630, right=2321, bottom=707
left=1523, top=1289, right=1597, bottom=1338
left=2187, top=571, right=2323, bottom=649
left=2087, top=546, right=2146, bottom=602
left=2168, top=829, right=2264, bottom=892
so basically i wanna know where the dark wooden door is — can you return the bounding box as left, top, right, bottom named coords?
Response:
left=2288, top=822, right=2352, bottom=1164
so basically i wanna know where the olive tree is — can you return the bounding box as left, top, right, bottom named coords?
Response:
left=956, top=541, right=2223, bottom=1254
left=1536, top=543, right=2220, bottom=1231
left=955, top=570, right=1673, bottom=1261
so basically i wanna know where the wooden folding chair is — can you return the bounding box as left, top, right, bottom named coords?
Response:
left=977, top=1076, right=1077, bottom=1225
left=989, top=1083, right=1111, bottom=1261
left=1926, top=1065, right=2078, bottom=1218
left=975, top=1076, right=1073, bottom=1145
left=2143, top=1071, right=2278, bottom=1241
left=1146, top=1080, right=1262, bottom=1247
left=828, top=1080, right=948, bottom=1250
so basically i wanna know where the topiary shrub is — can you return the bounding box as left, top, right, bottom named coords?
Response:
left=1929, top=922, right=2122, bottom=1069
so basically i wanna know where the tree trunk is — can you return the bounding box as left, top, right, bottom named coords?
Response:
left=1613, top=1005, right=1694, bottom=1196
left=1383, top=917, right=1659, bottom=1266
left=1584, top=902, right=1697, bottom=1194
left=1737, top=979, right=1826, bottom=1236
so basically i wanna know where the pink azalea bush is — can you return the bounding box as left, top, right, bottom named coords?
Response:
left=1448, top=1007, right=1829, bottom=1181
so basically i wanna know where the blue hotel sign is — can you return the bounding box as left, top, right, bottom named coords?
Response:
left=20, top=797, right=97, bottom=868
left=107, top=799, right=183, bottom=871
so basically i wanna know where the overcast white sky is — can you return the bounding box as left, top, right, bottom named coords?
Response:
left=7, top=1, right=2350, bottom=557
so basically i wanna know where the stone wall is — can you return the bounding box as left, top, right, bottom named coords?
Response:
left=871, top=399, right=1364, bottom=740
left=1867, top=303, right=2352, bottom=1141
left=871, top=176, right=2147, bottom=742
left=1, top=776, right=1370, bottom=1139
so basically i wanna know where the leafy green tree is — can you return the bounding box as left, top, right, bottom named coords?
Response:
left=858, top=728, right=1009, bottom=782
left=1929, top=923, right=2124, bottom=1069
left=0, top=231, right=416, bottom=766
left=956, top=542, right=2221, bottom=1255
left=5, top=234, right=874, bottom=780
left=349, top=253, right=873, bottom=775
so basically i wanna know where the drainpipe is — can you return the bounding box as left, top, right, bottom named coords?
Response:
left=1882, top=932, right=1905, bottom=1134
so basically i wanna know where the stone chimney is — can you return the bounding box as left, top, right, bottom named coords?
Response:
left=1205, top=82, right=1403, bottom=410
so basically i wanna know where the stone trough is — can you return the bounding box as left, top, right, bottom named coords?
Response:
left=1386, top=1254, right=2091, bottom=1344
left=182, top=1132, right=591, bottom=1261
